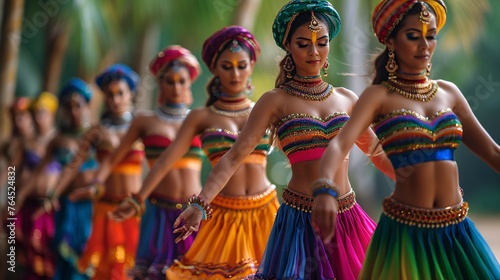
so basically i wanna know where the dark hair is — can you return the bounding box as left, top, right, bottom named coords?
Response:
left=275, top=12, right=330, bottom=88
left=205, top=41, right=252, bottom=107
left=372, top=3, right=435, bottom=84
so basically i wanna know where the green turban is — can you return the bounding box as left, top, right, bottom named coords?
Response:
left=272, top=0, right=342, bottom=50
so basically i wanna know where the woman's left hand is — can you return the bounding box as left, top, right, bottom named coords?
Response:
left=311, top=194, right=339, bottom=244
left=68, top=185, right=95, bottom=201
left=172, top=206, right=203, bottom=243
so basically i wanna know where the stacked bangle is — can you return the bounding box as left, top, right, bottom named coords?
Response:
left=187, top=195, right=213, bottom=220
left=311, top=178, right=339, bottom=199
left=126, top=193, right=145, bottom=217
left=90, top=180, right=105, bottom=199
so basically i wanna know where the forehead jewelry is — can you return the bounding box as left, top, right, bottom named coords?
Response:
left=419, top=2, right=431, bottom=35
left=229, top=40, right=242, bottom=53
left=171, top=60, right=183, bottom=73
left=309, top=12, right=322, bottom=43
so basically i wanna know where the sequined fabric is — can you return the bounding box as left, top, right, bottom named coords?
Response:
left=275, top=112, right=349, bottom=164
left=201, top=128, right=269, bottom=166
left=372, top=108, right=462, bottom=168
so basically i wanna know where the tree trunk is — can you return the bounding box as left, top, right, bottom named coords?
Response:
left=43, top=21, right=70, bottom=93
left=134, top=23, right=161, bottom=111
left=0, top=0, right=25, bottom=143
left=231, top=0, right=263, bottom=30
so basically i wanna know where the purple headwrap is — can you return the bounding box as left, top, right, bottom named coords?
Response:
left=202, top=26, right=260, bottom=70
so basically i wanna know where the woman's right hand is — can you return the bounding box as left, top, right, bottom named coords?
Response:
left=172, top=206, right=203, bottom=243
left=108, top=200, right=136, bottom=222
left=311, top=194, right=339, bottom=244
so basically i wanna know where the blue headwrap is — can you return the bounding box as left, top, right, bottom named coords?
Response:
left=59, top=78, right=93, bottom=104
left=95, top=64, right=140, bottom=92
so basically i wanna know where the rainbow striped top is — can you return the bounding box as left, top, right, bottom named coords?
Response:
left=142, top=134, right=203, bottom=170
left=200, top=128, right=269, bottom=166
left=275, top=112, right=349, bottom=164
left=372, top=108, right=463, bottom=169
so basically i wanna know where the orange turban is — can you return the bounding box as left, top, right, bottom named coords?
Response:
left=372, top=0, right=447, bottom=44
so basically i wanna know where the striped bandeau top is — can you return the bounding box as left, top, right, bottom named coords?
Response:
left=275, top=112, right=349, bottom=164
left=142, top=134, right=203, bottom=170
left=200, top=128, right=269, bottom=166
left=372, top=108, right=463, bottom=169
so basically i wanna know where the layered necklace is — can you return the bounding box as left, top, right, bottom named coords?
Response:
left=100, top=111, right=133, bottom=132
left=155, top=103, right=189, bottom=123
left=280, top=75, right=333, bottom=101
left=382, top=72, right=438, bottom=102
left=210, top=96, right=253, bottom=118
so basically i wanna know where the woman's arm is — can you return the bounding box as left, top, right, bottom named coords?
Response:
left=312, top=86, right=386, bottom=243
left=444, top=80, right=500, bottom=173
left=16, top=137, right=58, bottom=210
left=93, top=116, right=144, bottom=184
left=135, top=111, right=203, bottom=201
left=108, top=110, right=206, bottom=221
left=172, top=91, right=280, bottom=241
left=355, top=127, right=395, bottom=181
left=51, top=127, right=97, bottom=201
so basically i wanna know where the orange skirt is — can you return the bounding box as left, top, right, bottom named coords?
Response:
left=166, top=186, right=279, bottom=279
left=77, top=199, right=140, bottom=280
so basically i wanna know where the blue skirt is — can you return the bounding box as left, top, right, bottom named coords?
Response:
left=53, top=196, right=93, bottom=280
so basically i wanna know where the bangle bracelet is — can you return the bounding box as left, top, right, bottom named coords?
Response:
left=311, top=178, right=339, bottom=199
left=131, top=193, right=145, bottom=215
left=187, top=195, right=213, bottom=220
left=125, top=197, right=144, bottom=217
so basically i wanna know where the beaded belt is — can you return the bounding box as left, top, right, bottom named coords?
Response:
left=383, top=197, right=468, bottom=228
left=337, top=190, right=356, bottom=213
left=282, top=188, right=314, bottom=213
left=100, top=196, right=127, bottom=205
left=211, top=185, right=277, bottom=210
left=149, top=195, right=185, bottom=210
left=282, top=188, right=358, bottom=214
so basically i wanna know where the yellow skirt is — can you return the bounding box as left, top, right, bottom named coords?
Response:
left=166, top=186, right=279, bottom=279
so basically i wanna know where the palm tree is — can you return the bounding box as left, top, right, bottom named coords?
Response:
left=0, top=0, right=25, bottom=143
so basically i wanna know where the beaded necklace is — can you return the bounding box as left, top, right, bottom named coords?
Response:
left=155, top=103, right=189, bottom=123
left=210, top=97, right=253, bottom=118
left=280, top=75, right=333, bottom=101
left=100, top=111, right=133, bottom=132
left=382, top=72, right=438, bottom=102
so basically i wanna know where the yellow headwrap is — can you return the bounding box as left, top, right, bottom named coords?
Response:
left=372, top=0, right=447, bottom=44
left=31, top=91, right=59, bottom=113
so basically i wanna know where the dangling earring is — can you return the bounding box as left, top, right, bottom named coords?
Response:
left=211, top=77, right=222, bottom=98
left=283, top=51, right=295, bottom=79
left=244, top=76, right=254, bottom=97
left=426, top=63, right=432, bottom=77
left=386, top=48, right=398, bottom=80
left=322, top=58, right=330, bottom=77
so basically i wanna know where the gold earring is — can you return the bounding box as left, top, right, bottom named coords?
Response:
left=322, top=59, right=330, bottom=77
left=426, top=63, right=432, bottom=77
left=283, top=51, right=295, bottom=79
left=386, top=48, right=398, bottom=80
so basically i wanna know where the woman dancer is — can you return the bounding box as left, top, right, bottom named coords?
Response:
left=311, top=1, right=500, bottom=279
left=32, top=78, right=97, bottom=280
left=110, top=26, right=279, bottom=279
left=173, top=1, right=394, bottom=279
left=56, top=64, right=144, bottom=280
left=90, top=46, right=203, bottom=280
left=16, top=91, right=60, bottom=279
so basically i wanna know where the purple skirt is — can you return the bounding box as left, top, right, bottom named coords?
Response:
left=129, top=195, right=195, bottom=280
